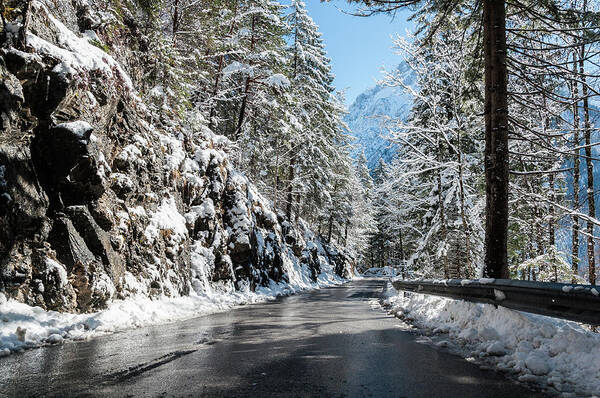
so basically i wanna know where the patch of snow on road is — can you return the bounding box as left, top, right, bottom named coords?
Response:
left=383, top=286, right=600, bottom=397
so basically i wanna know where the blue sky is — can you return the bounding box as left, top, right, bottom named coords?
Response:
left=303, top=0, right=414, bottom=105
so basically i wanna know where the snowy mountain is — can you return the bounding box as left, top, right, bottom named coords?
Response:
left=345, top=63, right=415, bottom=170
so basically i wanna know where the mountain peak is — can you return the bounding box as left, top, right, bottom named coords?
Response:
left=345, top=63, right=413, bottom=171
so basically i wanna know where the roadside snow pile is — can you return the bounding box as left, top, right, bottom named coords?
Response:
left=0, top=274, right=344, bottom=358
left=384, top=287, right=600, bottom=396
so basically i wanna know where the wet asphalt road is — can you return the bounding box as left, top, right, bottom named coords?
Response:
left=0, top=278, right=545, bottom=398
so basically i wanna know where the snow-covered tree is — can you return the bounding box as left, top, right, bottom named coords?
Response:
left=376, top=25, right=485, bottom=279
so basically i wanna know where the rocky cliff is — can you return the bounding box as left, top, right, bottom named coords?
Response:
left=0, top=0, right=353, bottom=313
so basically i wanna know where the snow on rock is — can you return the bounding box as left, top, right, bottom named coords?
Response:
left=26, top=1, right=133, bottom=90
left=116, top=144, right=143, bottom=166
left=54, top=121, right=93, bottom=138
left=44, top=258, right=68, bottom=288
left=144, top=196, right=188, bottom=246
left=45, top=334, right=64, bottom=344
left=384, top=288, right=600, bottom=396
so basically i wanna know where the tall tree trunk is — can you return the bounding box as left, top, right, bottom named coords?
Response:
left=285, top=156, right=295, bottom=220
left=208, top=6, right=238, bottom=130
left=579, top=33, right=596, bottom=285
left=273, top=138, right=280, bottom=209
left=370, top=242, right=375, bottom=268
left=548, top=174, right=555, bottom=248
left=483, top=0, right=510, bottom=279
left=540, top=85, right=556, bottom=280
left=235, top=77, right=251, bottom=140
left=571, top=50, right=581, bottom=283
left=397, top=225, right=405, bottom=264
left=234, top=15, right=257, bottom=139
left=398, top=226, right=406, bottom=278
left=344, top=222, right=349, bottom=247
left=327, top=181, right=338, bottom=243
left=437, top=145, right=450, bottom=279
left=549, top=173, right=557, bottom=281
left=457, top=133, right=471, bottom=278
left=380, top=236, right=385, bottom=268
left=285, top=10, right=299, bottom=221
left=172, top=0, right=179, bottom=46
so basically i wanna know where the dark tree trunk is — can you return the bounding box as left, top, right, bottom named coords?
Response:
left=370, top=243, right=375, bottom=268
left=380, top=237, right=385, bottom=268
left=208, top=6, right=238, bottom=130
left=549, top=179, right=555, bottom=248
left=549, top=172, right=557, bottom=281
left=458, top=145, right=471, bottom=278
left=235, top=77, right=251, bottom=140
left=580, top=42, right=596, bottom=285
left=398, top=226, right=405, bottom=264
left=437, top=143, right=450, bottom=279
left=398, top=227, right=406, bottom=278
left=285, top=156, right=295, bottom=220
left=234, top=15, right=256, bottom=139
left=571, top=51, right=581, bottom=283
left=172, top=0, right=179, bottom=46
left=344, top=222, right=348, bottom=247
left=483, top=0, right=510, bottom=279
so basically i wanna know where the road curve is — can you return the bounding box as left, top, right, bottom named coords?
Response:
left=0, top=278, right=545, bottom=397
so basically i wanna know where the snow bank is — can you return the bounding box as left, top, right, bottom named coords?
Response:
left=384, top=286, right=600, bottom=397
left=0, top=273, right=345, bottom=358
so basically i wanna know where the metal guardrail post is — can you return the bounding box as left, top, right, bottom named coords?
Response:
left=390, top=278, right=600, bottom=326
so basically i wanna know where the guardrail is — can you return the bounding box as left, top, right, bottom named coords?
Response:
left=391, top=278, right=600, bottom=326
